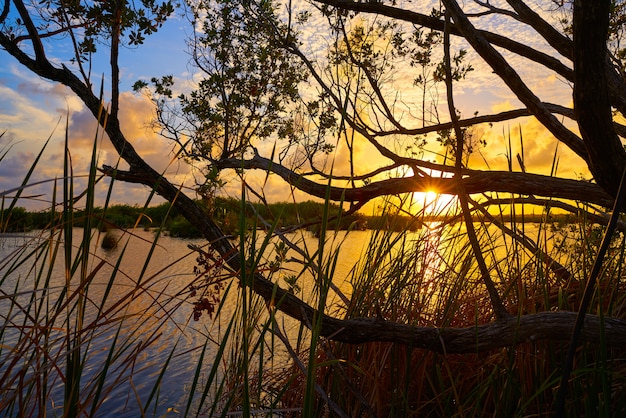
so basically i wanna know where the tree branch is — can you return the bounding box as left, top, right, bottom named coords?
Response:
left=312, top=311, right=626, bottom=352
left=311, top=0, right=626, bottom=137
left=12, top=0, right=47, bottom=65
left=4, top=0, right=626, bottom=362
left=444, top=11, right=509, bottom=319
left=312, top=0, right=573, bottom=80
left=215, top=153, right=615, bottom=208
left=442, top=0, right=587, bottom=162
left=375, top=103, right=575, bottom=137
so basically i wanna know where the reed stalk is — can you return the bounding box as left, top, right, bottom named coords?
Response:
left=2, top=121, right=626, bottom=417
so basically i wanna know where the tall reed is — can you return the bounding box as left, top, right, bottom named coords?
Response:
left=3, top=122, right=626, bottom=417
left=276, top=187, right=626, bottom=416
left=0, top=120, right=231, bottom=416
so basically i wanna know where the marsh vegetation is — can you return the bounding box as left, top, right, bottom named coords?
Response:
left=3, top=0, right=626, bottom=416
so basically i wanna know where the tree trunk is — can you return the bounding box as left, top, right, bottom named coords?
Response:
left=573, top=0, right=626, bottom=198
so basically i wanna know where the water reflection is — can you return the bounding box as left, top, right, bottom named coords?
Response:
left=0, top=222, right=561, bottom=415
left=0, top=227, right=374, bottom=416
left=0, top=229, right=208, bottom=416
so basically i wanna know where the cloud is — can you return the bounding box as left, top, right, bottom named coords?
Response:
left=0, top=0, right=591, bottom=213
left=0, top=151, right=33, bottom=181
left=0, top=83, right=66, bottom=138
left=468, top=116, right=589, bottom=179
left=7, top=65, right=84, bottom=114
left=1, top=74, right=195, bottom=209
left=63, top=91, right=194, bottom=175
left=0, top=148, right=65, bottom=210
left=490, top=100, right=517, bottom=114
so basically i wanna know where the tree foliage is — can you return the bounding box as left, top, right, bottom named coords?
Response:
left=3, top=0, right=626, bottom=414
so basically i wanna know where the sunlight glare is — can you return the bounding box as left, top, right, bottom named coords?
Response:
left=404, top=168, right=457, bottom=216
left=413, top=189, right=456, bottom=215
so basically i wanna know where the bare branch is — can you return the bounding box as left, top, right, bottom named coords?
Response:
left=443, top=0, right=587, bottom=161
left=443, top=11, right=509, bottom=319
left=214, top=153, right=615, bottom=208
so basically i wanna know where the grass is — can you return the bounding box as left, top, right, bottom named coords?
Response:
left=274, top=193, right=626, bottom=416
left=2, top=125, right=626, bottom=417
left=0, top=123, right=218, bottom=416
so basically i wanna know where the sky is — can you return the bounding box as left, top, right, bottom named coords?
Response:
left=1, top=14, right=193, bottom=210
left=0, top=0, right=590, bottom=213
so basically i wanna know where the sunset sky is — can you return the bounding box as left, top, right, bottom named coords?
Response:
left=0, top=1, right=590, bottom=212
left=1, top=15, right=192, bottom=210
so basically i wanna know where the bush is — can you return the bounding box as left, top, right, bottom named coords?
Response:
left=101, top=231, right=118, bottom=249
left=167, top=216, right=202, bottom=238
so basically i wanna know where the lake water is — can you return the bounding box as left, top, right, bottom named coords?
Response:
left=0, top=227, right=375, bottom=416
left=0, top=222, right=566, bottom=416
left=0, top=229, right=207, bottom=416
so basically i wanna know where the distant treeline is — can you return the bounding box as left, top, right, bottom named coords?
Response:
left=1, top=198, right=581, bottom=238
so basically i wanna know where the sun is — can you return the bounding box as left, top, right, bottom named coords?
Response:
left=424, top=190, right=439, bottom=202
left=412, top=189, right=457, bottom=215
left=413, top=189, right=439, bottom=207
left=404, top=168, right=457, bottom=215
